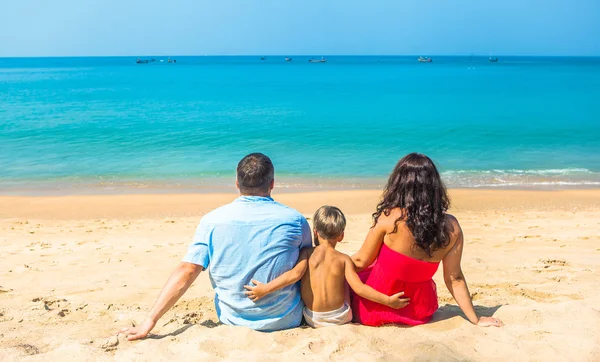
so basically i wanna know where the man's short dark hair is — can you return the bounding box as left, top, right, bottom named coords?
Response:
left=237, top=153, right=274, bottom=194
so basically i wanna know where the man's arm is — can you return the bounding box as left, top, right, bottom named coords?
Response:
left=120, top=262, right=203, bottom=340
left=300, top=216, right=313, bottom=248
left=244, top=248, right=310, bottom=301
left=122, top=217, right=212, bottom=340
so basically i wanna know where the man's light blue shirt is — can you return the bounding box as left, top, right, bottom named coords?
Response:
left=183, top=196, right=312, bottom=331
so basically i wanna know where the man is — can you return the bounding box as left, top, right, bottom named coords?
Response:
left=121, top=153, right=312, bottom=340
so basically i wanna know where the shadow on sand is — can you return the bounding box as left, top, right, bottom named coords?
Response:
left=147, top=320, right=221, bottom=340
left=430, top=304, right=503, bottom=323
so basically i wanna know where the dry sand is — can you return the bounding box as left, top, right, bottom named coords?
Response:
left=1, top=189, right=599, bottom=361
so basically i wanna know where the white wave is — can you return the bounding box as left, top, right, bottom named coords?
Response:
left=442, top=170, right=492, bottom=175
left=443, top=168, right=594, bottom=176
left=467, top=181, right=600, bottom=187
left=501, top=168, right=593, bottom=175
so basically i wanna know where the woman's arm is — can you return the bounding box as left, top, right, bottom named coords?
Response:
left=351, top=221, right=387, bottom=271
left=344, top=256, right=409, bottom=309
left=442, top=219, right=503, bottom=327
left=244, top=248, right=310, bottom=301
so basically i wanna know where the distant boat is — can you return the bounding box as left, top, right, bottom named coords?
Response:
left=489, top=57, right=499, bottom=63
left=285, top=57, right=292, bottom=62
left=418, top=56, right=432, bottom=63
left=168, top=57, right=177, bottom=64
left=309, top=57, right=327, bottom=63
left=136, top=58, right=149, bottom=64
left=260, top=57, right=266, bottom=61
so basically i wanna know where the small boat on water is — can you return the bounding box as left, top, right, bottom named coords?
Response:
left=285, top=57, right=292, bottom=62
left=136, top=58, right=149, bottom=64
left=489, top=57, right=499, bottom=63
left=418, top=56, right=432, bottom=63
left=309, top=57, right=327, bottom=63
left=260, top=57, right=266, bottom=61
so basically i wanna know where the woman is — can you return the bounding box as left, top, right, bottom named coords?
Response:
left=351, top=153, right=503, bottom=327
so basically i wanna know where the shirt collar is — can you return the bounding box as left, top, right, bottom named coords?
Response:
left=235, top=195, right=274, bottom=203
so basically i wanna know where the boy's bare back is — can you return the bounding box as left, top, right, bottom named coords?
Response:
left=300, top=245, right=351, bottom=313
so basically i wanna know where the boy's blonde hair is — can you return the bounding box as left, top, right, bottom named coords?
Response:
left=313, top=206, right=346, bottom=243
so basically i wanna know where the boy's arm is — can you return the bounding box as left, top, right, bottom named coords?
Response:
left=344, top=256, right=409, bottom=309
left=244, top=248, right=310, bottom=302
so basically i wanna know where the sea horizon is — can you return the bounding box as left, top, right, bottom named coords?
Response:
left=2, top=54, right=600, bottom=59
left=2, top=55, right=599, bottom=195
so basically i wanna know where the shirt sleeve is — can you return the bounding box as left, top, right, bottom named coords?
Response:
left=299, top=216, right=313, bottom=248
left=182, top=219, right=212, bottom=268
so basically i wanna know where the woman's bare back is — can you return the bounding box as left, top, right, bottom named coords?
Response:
left=379, top=208, right=461, bottom=263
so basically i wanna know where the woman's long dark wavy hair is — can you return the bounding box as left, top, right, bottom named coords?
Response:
left=373, top=153, right=451, bottom=257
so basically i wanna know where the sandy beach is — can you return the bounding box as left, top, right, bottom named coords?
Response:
left=1, top=189, right=599, bottom=361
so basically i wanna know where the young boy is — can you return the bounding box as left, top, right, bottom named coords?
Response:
left=244, top=205, right=409, bottom=327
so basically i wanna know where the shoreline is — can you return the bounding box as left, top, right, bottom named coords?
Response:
left=2, top=178, right=600, bottom=197
left=2, top=188, right=600, bottom=220
left=2, top=170, right=600, bottom=197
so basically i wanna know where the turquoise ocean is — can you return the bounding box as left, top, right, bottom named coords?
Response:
left=1, top=56, right=599, bottom=194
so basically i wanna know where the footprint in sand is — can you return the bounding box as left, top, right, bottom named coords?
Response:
left=410, top=342, right=467, bottom=361
left=15, top=343, right=40, bottom=356
left=367, top=337, right=397, bottom=352
left=473, top=282, right=572, bottom=303
left=272, top=329, right=302, bottom=348
left=307, top=339, right=326, bottom=353
left=540, top=259, right=568, bottom=267
left=518, top=309, right=545, bottom=325
left=328, top=339, right=350, bottom=359
left=517, top=235, right=541, bottom=240
left=528, top=330, right=552, bottom=341
left=181, top=312, right=203, bottom=325
left=91, top=335, right=120, bottom=352
left=32, top=297, right=72, bottom=317
left=527, top=259, right=569, bottom=273
left=197, top=340, right=227, bottom=358
left=0, top=309, right=14, bottom=322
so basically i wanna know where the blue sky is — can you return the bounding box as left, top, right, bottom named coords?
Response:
left=0, top=0, right=598, bottom=57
